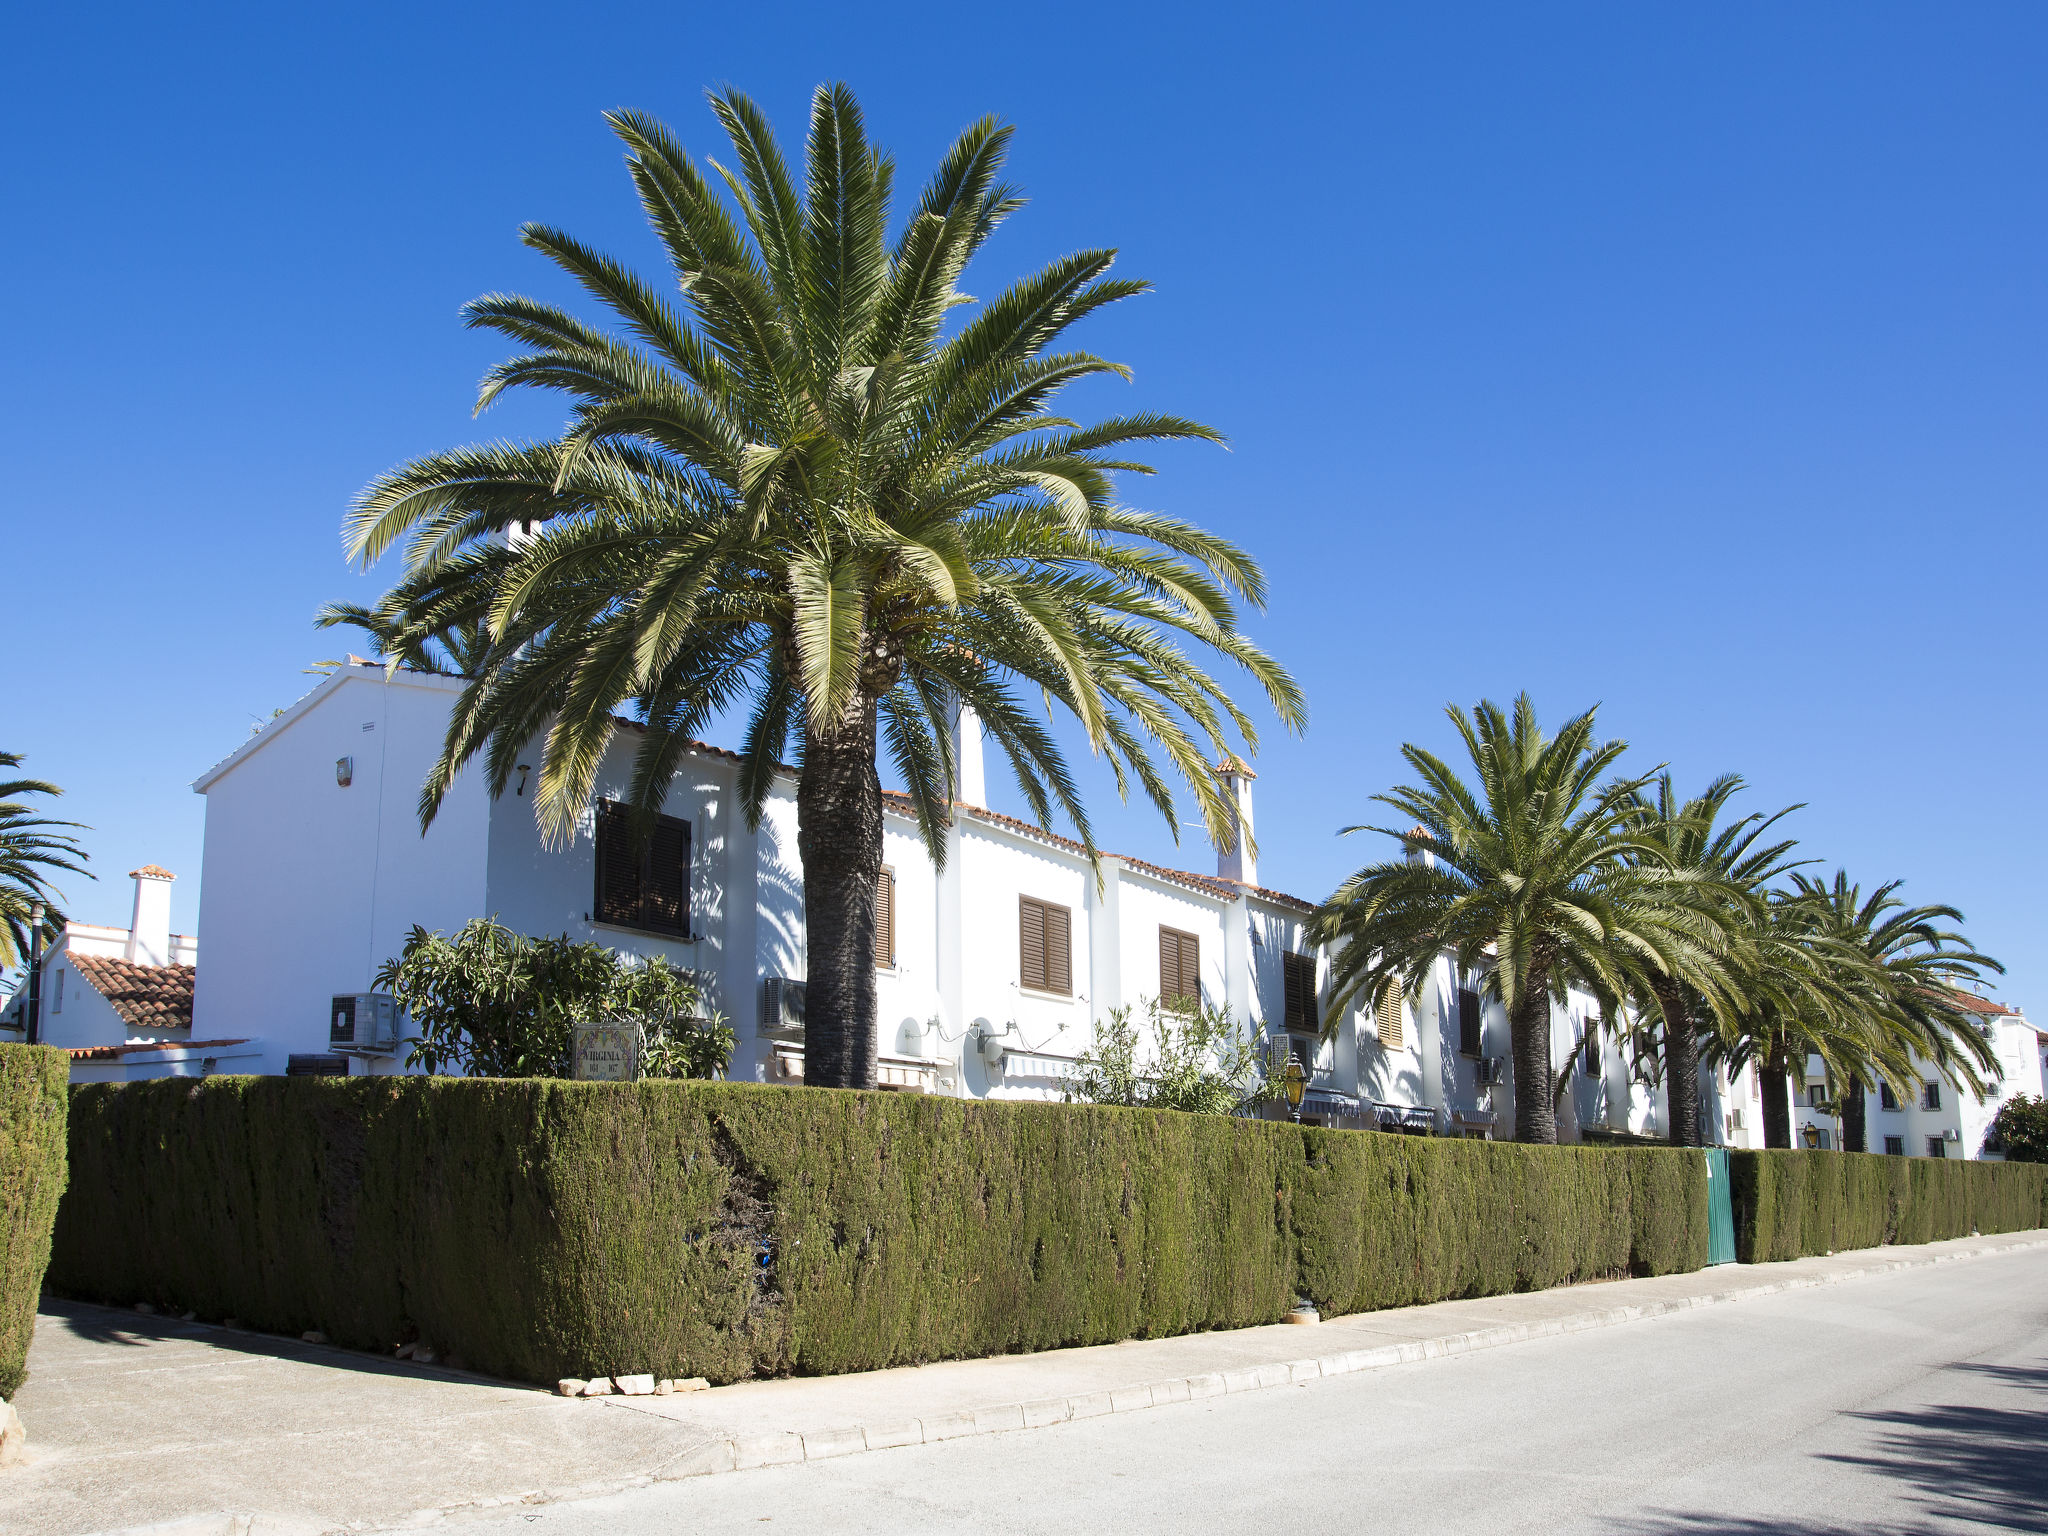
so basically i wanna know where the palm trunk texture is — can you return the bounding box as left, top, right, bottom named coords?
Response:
left=1760, top=1043, right=1793, bottom=1149
left=1511, top=983, right=1557, bottom=1144
left=797, top=698, right=883, bottom=1090
left=1841, top=1078, right=1867, bottom=1154
left=1656, top=984, right=1702, bottom=1148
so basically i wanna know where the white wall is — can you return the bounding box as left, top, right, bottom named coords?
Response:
left=191, top=669, right=490, bottom=1073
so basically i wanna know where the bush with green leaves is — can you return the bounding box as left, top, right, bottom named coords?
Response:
left=1985, top=1094, right=2048, bottom=1163
left=376, top=918, right=732, bottom=1079
left=1063, top=996, right=1273, bottom=1115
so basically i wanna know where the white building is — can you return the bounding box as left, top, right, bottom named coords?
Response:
left=0, top=865, right=263, bottom=1080
left=157, top=660, right=1684, bottom=1141
left=1789, top=992, right=2045, bottom=1160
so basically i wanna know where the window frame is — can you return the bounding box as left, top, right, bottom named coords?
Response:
left=1281, top=951, right=1319, bottom=1033
left=1457, top=985, right=1484, bottom=1057
left=1883, top=1135, right=1905, bottom=1157
left=873, top=867, right=897, bottom=970
left=592, top=799, right=693, bottom=939
left=1018, top=896, right=1073, bottom=996
left=1926, top=1135, right=1946, bottom=1159
left=1921, top=1081, right=1942, bottom=1112
left=1879, top=1082, right=1901, bottom=1112
left=1159, top=925, right=1201, bottom=1014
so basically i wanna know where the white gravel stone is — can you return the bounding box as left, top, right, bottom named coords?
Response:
left=556, top=1378, right=586, bottom=1397
left=674, top=1377, right=710, bottom=1393
left=614, top=1374, right=656, bottom=1396
left=0, top=1402, right=24, bottom=1469
left=654, top=1380, right=675, bottom=1396
left=580, top=1378, right=612, bottom=1396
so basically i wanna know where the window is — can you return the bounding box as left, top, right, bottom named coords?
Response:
left=1019, top=897, right=1072, bottom=995
left=1581, top=1018, right=1600, bottom=1075
left=1457, top=986, right=1483, bottom=1057
left=874, top=868, right=896, bottom=969
left=1375, top=983, right=1404, bottom=1049
left=1883, top=1136, right=1905, bottom=1156
left=1921, top=1082, right=1941, bottom=1112
left=1159, top=926, right=1201, bottom=1013
left=593, top=801, right=691, bottom=937
left=1879, top=1082, right=1901, bottom=1112
left=1282, top=952, right=1318, bottom=1032
left=1807, top=1084, right=1826, bottom=1107
left=52, top=968, right=63, bottom=1015
left=1926, top=1136, right=1946, bottom=1159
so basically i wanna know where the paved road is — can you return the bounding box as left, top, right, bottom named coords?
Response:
left=441, top=1246, right=2048, bottom=1536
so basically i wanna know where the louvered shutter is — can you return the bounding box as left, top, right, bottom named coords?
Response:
left=1458, top=987, right=1483, bottom=1056
left=1181, top=933, right=1200, bottom=1009
left=594, top=802, right=641, bottom=926
left=1376, top=983, right=1404, bottom=1048
left=1044, top=902, right=1071, bottom=994
left=1160, top=927, right=1199, bottom=1012
left=874, top=869, right=895, bottom=968
left=1020, top=898, right=1048, bottom=991
left=642, top=815, right=691, bottom=936
left=1282, top=953, right=1318, bottom=1032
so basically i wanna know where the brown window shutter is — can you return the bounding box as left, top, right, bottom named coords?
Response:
left=1458, top=986, right=1483, bottom=1056
left=1283, top=952, right=1318, bottom=1032
left=1020, top=898, right=1047, bottom=992
left=1376, top=983, right=1404, bottom=1049
left=1161, top=927, right=1199, bottom=1012
left=643, top=815, right=691, bottom=937
left=1045, top=903, right=1071, bottom=994
left=874, top=869, right=896, bottom=968
left=594, top=802, right=641, bottom=926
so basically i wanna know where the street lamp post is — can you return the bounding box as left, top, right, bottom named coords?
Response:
left=25, top=899, right=46, bottom=1047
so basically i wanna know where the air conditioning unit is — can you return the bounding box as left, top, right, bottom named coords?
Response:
left=760, top=977, right=806, bottom=1040
left=1943, top=1127, right=1961, bottom=1143
left=329, top=994, right=399, bottom=1054
left=1474, top=1055, right=1505, bottom=1087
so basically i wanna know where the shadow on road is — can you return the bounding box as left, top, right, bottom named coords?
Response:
left=1590, top=1359, right=2048, bottom=1536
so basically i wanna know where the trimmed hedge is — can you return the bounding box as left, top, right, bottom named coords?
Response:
left=1, top=1044, right=71, bottom=1400
left=1730, top=1149, right=2048, bottom=1263
left=48, top=1077, right=1711, bottom=1387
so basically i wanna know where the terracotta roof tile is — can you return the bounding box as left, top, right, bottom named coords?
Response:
left=67, top=955, right=197, bottom=1031
left=66, top=1037, right=247, bottom=1061
left=128, top=865, right=177, bottom=880
left=1945, top=988, right=2018, bottom=1017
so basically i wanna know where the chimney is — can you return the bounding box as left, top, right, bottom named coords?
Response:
left=126, top=866, right=176, bottom=966
left=949, top=698, right=986, bottom=808
left=1214, top=756, right=1257, bottom=886
left=1403, top=826, right=1436, bottom=870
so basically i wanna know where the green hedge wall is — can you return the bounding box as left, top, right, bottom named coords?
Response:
left=48, top=1077, right=1710, bottom=1387
left=1, top=1044, right=71, bottom=1400
left=1729, top=1149, right=2048, bottom=1263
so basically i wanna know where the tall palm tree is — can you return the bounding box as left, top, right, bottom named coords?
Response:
left=1312, top=696, right=1695, bottom=1144
left=0, top=752, right=90, bottom=972
left=345, top=87, right=1303, bottom=1088
left=1618, top=774, right=1802, bottom=1146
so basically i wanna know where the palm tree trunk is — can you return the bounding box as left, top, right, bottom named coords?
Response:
left=796, top=695, right=882, bottom=1090
left=1840, top=1077, right=1867, bottom=1153
left=1510, top=981, right=1557, bottom=1144
left=1655, top=983, right=1702, bottom=1148
left=1760, top=1041, right=1793, bottom=1150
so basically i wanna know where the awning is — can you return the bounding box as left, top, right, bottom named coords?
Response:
left=1374, top=1102, right=1438, bottom=1133
left=1303, top=1088, right=1363, bottom=1116
left=772, top=1047, right=943, bottom=1093
left=997, top=1050, right=1081, bottom=1080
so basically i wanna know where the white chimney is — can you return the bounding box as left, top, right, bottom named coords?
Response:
left=126, top=865, right=176, bottom=966
left=1404, top=827, right=1436, bottom=870
left=1214, top=756, right=1257, bottom=886
left=949, top=698, right=986, bottom=808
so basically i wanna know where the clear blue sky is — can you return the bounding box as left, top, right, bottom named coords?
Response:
left=5, top=4, right=2043, bottom=1009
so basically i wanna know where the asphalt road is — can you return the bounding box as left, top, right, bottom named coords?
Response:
left=438, top=1245, right=2048, bottom=1536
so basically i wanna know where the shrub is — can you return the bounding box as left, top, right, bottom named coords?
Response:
left=377, top=918, right=732, bottom=1078
left=1, top=1044, right=69, bottom=1399
left=1984, top=1094, right=2048, bottom=1163
left=1062, top=997, right=1273, bottom=1114
left=1729, top=1149, right=2048, bottom=1263
left=49, top=1076, right=1716, bottom=1388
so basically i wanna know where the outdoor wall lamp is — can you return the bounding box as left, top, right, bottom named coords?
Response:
left=1283, top=1056, right=1307, bottom=1122
left=1802, top=1123, right=1821, bottom=1149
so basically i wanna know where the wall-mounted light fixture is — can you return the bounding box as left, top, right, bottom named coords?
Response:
left=335, top=756, right=353, bottom=788
left=516, top=764, right=532, bottom=797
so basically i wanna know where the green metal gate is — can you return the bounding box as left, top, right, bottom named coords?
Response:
left=1704, top=1147, right=1736, bottom=1265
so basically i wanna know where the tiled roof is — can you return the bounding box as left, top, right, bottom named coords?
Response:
left=1945, top=988, right=2019, bottom=1018
left=128, top=864, right=177, bottom=880
left=66, top=1037, right=247, bottom=1061
left=67, top=955, right=197, bottom=1031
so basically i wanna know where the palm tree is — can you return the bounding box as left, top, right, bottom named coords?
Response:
left=344, top=87, right=1303, bottom=1088
left=0, top=752, right=90, bottom=972
left=312, top=598, right=495, bottom=677
left=1618, top=774, right=1802, bottom=1146
left=1313, top=696, right=1695, bottom=1144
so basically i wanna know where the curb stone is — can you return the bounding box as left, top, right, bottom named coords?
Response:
left=628, top=1232, right=2048, bottom=1489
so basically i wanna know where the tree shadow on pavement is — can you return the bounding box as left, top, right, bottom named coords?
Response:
left=1581, top=1360, right=2047, bottom=1536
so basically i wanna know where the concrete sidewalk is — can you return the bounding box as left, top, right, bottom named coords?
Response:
left=4, top=1230, right=2043, bottom=1536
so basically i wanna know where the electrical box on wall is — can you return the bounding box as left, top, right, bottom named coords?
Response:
left=330, top=993, right=399, bottom=1054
